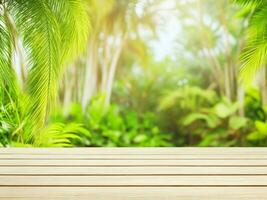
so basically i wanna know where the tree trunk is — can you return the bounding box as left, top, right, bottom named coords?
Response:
left=103, top=34, right=125, bottom=107
left=82, top=37, right=98, bottom=110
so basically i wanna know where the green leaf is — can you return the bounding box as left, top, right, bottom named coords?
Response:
left=255, top=120, right=267, bottom=135
left=238, top=5, right=267, bottom=83
left=214, top=101, right=239, bottom=118
left=247, top=131, right=266, bottom=141
left=182, top=113, right=219, bottom=128
left=5, top=0, right=90, bottom=142
left=0, top=14, right=19, bottom=99
left=134, top=134, right=148, bottom=143
left=229, top=116, right=248, bottom=130
left=35, top=122, right=89, bottom=147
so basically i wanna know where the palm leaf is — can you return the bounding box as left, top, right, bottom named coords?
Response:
left=49, top=0, right=90, bottom=64
left=35, top=123, right=91, bottom=147
left=8, top=0, right=61, bottom=136
left=239, top=5, right=267, bottom=83
left=6, top=0, right=89, bottom=140
left=0, top=14, right=18, bottom=99
left=234, top=0, right=265, bottom=6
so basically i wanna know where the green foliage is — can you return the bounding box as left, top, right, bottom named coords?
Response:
left=0, top=88, right=26, bottom=146
left=159, top=86, right=217, bottom=112
left=159, top=86, right=251, bottom=146
left=49, top=96, right=173, bottom=147
left=234, top=0, right=264, bottom=6
left=214, top=99, right=240, bottom=118
left=235, top=0, right=267, bottom=83
left=89, top=106, right=172, bottom=147
left=247, top=120, right=267, bottom=144
left=229, top=116, right=248, bottom=130
left=244, top=88, right=266, bottom=121
left=246, top=99, right=267, bottom=146
left=0, top=103, right=16, bottom=147
left=35, top=123, right=91, bottom=147
left=0, top=0, right=89, bottom=145
left=1, top=0, right=267, bottom=148
left=0, top=86, right=91, bottom=147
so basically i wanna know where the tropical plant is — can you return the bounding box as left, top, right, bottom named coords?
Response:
left=174, top=0, right=246, bottom=102
left=49, top=95, right=173, bottom=147
left=1, top=0, right=267, bottom=148
left=159, top=86, right=250, bottom=146
left=244, top=87, right=266, bottom=121
left=0, top=0, right=89, bottom=145
left=234, top=0, right=267, bottom=82
left=183, top=98, right=249, bottom=146
left=247, top=120, right=267, bottom=146
left=59, top=0, right=158, bottom=111
left=34, top=123, right=91, bottom=147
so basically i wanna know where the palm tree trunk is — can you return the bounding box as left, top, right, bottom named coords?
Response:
left=258, top=67, right=267, bottom=106
left=3, top=9, right=27, bottom=86
left=103, top=34, right=125, bottom=107
left=82, top=36, right=98, bottom=110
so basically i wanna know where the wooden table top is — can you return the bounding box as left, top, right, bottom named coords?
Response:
left=0, top=148, right=267, bottom=199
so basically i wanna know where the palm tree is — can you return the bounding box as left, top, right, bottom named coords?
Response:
left=60, top=0, right=157, bottom=111
left=80, top=0, right=134, bottom=109
left=0, top=0, right=89, bottom=143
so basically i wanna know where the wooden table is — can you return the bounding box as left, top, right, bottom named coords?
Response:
left=0, top=148, right=267, bottom=199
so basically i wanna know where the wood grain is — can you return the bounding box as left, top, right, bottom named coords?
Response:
left=0, top=187, right=267, bottom=200
left=0, top=148, right=266, bottom=199
left=1, top=166, right=267, bottom=174
left=1, top=159, right=267, bottom=166
left=2, top=147, right=267, bottom=154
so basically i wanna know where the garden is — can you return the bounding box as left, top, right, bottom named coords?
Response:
left=0, top=0, right=267, bottom=147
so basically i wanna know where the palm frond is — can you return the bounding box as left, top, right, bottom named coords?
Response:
left=234, top=0, right=265, bottom=7
left=239, top=6, right=267, bottom=83
left=35, top=123, right=91, bottom=147
left=9, top=0, right=61, bottom=135
left=1, top=0, right=90, bottom=144
left=0, top=14, right=18, bottom=99
left=49, top=0, right=90, bottom=64
left=8, top=0, right=90, bottom=136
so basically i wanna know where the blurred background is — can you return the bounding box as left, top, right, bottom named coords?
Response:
left=1, top=0, right=267, bottom=147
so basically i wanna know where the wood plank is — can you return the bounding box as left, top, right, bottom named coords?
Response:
left=0, top=166, right=267, bottom=175
left=0, top=187, right=267, bottom=200
left=1, top=154, right=267, bottom=159
left=1, top=175, right=267, bottom=186
left=1, top=159, right=267, bottom=166
left=1, top=147, right=267, bottom=155
left=1, top=148, right=267, bottom=199
left=0, top=187, right=266, bottom=200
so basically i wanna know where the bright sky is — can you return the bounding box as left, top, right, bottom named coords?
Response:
left=149, top=0, right=181, bottom=61
left=137, top=0, right=237, bottom=62
left=136, top=0, right=181, bottom=61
